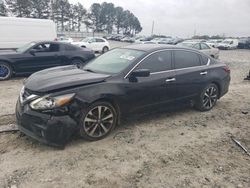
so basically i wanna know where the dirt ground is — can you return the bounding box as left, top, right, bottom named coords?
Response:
left=0, top=47, right=250, bottom=188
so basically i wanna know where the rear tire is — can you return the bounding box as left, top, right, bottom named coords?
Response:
left=79, top=101, right=118, bottom=141
left=195, top=83, right=219, bottom=111
left=102, top=46, right=109, bottom=53
left=0, top=62, right=13, bottom=81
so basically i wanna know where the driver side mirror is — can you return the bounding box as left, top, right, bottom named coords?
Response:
left=130, top=69, right=150, bottom=78
left=29, top=49, right=36, bottom=56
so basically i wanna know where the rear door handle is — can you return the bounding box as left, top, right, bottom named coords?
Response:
left=200, top=71, right=208, bottom=75
left=166, top=78, right=176, bottom=82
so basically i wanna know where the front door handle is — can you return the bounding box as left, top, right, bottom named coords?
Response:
left=166, top=78, right=176, bottom=82
left=200, top=71, right=208, bottom=75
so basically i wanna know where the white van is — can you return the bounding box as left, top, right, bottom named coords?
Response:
left=217, top=39, right=239, bottom=50
left=0, top=17, right=56, bottom=49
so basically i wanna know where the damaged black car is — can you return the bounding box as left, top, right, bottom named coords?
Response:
left=16, top=44, right=231, bottom=147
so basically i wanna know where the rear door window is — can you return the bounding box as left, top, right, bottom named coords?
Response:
left=174, top=50, right=201, bottom=69
left=201, top=55, right=209, bottom=65
left=96, top=38, right=105, bottom=42
left=136, top=51, right=172, bottom=72
left=33, top=43, right=59, bottom=52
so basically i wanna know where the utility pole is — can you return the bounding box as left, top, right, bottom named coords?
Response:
left=151, top=21, right=154, bottom=36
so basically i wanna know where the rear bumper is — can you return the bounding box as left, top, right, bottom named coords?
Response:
left=15, top=99, right=78, bottom=147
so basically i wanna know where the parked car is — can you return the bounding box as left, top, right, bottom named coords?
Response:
left=56, top=36, right=74, bottom=43
left=0, top=41, right=95, bottom=80
left=16, top=44, right=230, bottom=147
left=72, top=37, right=110, bottom=53
left=238, top=38, right=250, bottom=49
left=121, top=36, right=135, bottom=43
left=178, top=41, right=219, bottom=59
left=168, top=38, right=184, bottom=45
left=206, top=39, right=223, bottom=48
left=217, top=39, right=239, bottom=50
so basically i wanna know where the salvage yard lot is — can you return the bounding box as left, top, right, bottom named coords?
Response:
left=0, top=45, right=250, bottom=187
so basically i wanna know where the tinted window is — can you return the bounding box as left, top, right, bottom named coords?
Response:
left=201, top=43, right=210, bottom=49
left=48, top=44, right=59, bottom=52
left=64, top=44, right=77, bottom=51
left=96, top=38, right=105, bottom=42
left=33, top=43, right=59, bottom=52
left=174, top=51, right=201, bottom=69
left=201, top=55, right=209, bottom=65
left=136, top=51, right=172, bottom=72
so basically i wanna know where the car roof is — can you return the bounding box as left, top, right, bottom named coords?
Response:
left=33, top=41, right=64, bottom=45
left=122, top=44, right=199, bottom=52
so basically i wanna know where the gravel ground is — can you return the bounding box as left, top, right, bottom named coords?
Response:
left=0, top=44, right=249, bottom=188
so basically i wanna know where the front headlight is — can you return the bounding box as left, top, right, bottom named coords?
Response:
left=30, top=93, right=75, bottom=110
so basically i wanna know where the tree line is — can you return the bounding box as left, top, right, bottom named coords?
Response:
left=0, top=0, right=142, bottom=35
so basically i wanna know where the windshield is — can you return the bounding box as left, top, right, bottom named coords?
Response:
left=16, top=42, right=36, bottom=53
left=84, top=48, right=145, bottom=74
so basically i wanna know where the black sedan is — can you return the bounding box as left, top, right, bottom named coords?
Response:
left=0, top=41, right=95, bottom=80
left=16, top=44, right=231, bottom=147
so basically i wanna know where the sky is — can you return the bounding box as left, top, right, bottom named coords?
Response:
left=69, top=0, right=250, bottom=37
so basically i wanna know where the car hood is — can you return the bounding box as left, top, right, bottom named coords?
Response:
left=24, top=65, right=111, bottom=93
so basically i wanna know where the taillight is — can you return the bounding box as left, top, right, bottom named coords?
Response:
left=223, top=66, right=230, bottom=74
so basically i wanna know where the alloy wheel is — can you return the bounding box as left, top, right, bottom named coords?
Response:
left=202, top=86, right=218, bottom=109
left=0, top=64, right=10, bottom=80
left=83, top=105, right=114, bottom=138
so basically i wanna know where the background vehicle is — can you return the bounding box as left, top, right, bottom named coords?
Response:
left=72, top=37, right=110, bottom=53
left=217, top=39, right=239, bottom=50
left=0, top=41, right=95, bottom=80
left=178, top=41, right=219, bottom=58
left=121, top=36, right=135, bottom=43
left=56, top=36, right=74, bottom=43
left=16, top=44, right=230, bottom=146
left=238, top=38, right=250, bottom=49
left=206, top=39, right=223, bottom=48
left=0, top=17, right=56, bottom=50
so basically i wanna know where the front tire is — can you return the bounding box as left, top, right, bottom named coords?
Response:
left=0, top=62, right=13, bottom=81
left=195, top=83, right=219, bottom=111
left=79, top=101, right=117, bottom=141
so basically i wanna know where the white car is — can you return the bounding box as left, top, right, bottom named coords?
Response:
left=56, top=37, right=74, bottom=43
left=206, top=39, right=223, bottom=48
left=217, top=39, right=239, bottom=50
left=72, top=37, right=110, bottom=53
left=178, top=41, right=219, bottom=59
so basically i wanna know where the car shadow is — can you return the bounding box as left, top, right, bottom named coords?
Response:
left=67, top=102, right=193, bottom=147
